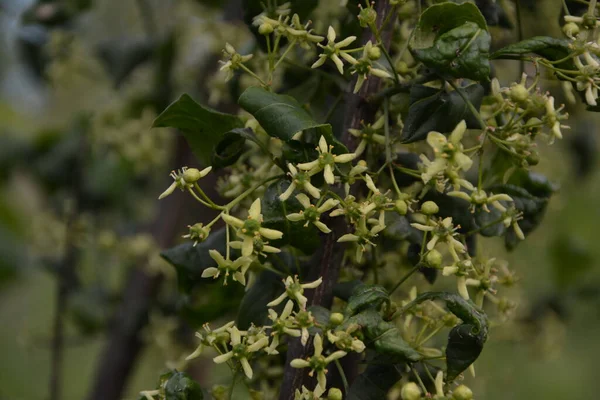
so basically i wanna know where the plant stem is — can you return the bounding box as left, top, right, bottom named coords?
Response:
left=279, top=2, right=398, bottom=398
left=273, top=41, right=297, bottom=72
left=410, top=365, right=428, bottom=394
left=390, top=264, right=421, bottom=295
left=334, top=359, right=350, bottom=393
left=515, top=0, right=524, bottom=78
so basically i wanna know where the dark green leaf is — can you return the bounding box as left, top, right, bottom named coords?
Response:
left=164, top=371, right=204, bottom=400
left=412, top=22, right=491, bottom=81
left=412, top=1, right=488, bottom=49
left=346, top=284, right=391, bottom=316
left=383, top=212, right=423, bottom=245
left=410, top=2, right=490, bottom=81
left=160, top=228, right=228, bottom=293
left=261, top=179, right=320, bottom=254
left=401, top=84, right=484, bottom=143
left=281, top=140, right=319, bottom=164
left=347, top=364, right=403, bottom=400
left=211, top=131, right=245, bottom=168
left=238, top=87, right=348, bottom=153
left=153, top=94, right=244, bottom=164
left=403, top=292, right=488, bottom=380
left=237, top=269, right=283, bottom=329
left=446, top=324, right=487, bottom=380
left=491, top=36, right=576, bottom=71
left=333, top=280, right=366, bottom=302
left=212, top=128, right=268, bottom=168
left=343, top=309, right=422, bottom=362
left=474, top=205, right=506, bottom=237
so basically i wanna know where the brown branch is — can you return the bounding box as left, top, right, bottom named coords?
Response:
left=278, top=3, right=398, bottom=399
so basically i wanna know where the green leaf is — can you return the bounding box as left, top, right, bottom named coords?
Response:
left=153, top=94, right=244, bottom=164
left=382, top=212, right=422, bottom=245
left=401, top=84, right=484, bottom=143
left=343, top=309, right=422, bottom=362
left=334, top=280, right=367, bottom=302
left=474, top=205, right=506, bottom=237
left=403, top=292, right=488, bottom=380
left=160, top=228, right=228, bottom=293
left=237, top=268, right=283, bottom=329
left=164, top=371, right=204, bottom=400
left=346, top=284, right=391, bottom=316
left=238, top=87, right=348, bottom=153
left=347, top=364, right=403, bottom=400
left=412, top=2, right=488, bottom=49
left=491, top=36, right=576, bottom=71
left=410, top=2, right=490, bottom=81
left=211, top=130, right=246, bottom=168
left=412, top=22, right=491, bottom=81
left=261, top=179, right=320, bottom=254
left=281, top=140, right=319, bottom=164
left=212, top=128, right=269, bottom=168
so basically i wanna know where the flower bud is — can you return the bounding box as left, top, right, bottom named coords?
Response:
left=562, top=22, right=580, bottom=37
left=328, top=388, right=343, bottom=400
left=509, top=84, right=529, bottom=103
left=259, top=23, right=274, bottom=35
left=401, top=382, right=422, bottom=400
left=358, top=7, right=377, bottom=28
left=452, top=385, right=473, bottom=400
left=425, top=249, right=443, bottom=268
left=395, top=199, right=408, bottom=215
left=329, top=312, right=345, bottom=326
left=396, top=61, right=409, bottom=74
left=421, top=201, right=439, bottom=215
left=525, top=151, right=540, bottom=166
left=367, top=46, right=381, bottom=60
left=583, top=13, right=597, bottom=29
left=183, top=168, right=202, bottom=183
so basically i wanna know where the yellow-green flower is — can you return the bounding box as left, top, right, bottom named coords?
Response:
left=297, top=136, right=356, bottom=185
left=222, top=199, right=284, bottom=257
left=201, top=250, right=252, bottom=286
left=286, top=194, right=339, bottom=233
left=311, top=26, right=358, bottom=74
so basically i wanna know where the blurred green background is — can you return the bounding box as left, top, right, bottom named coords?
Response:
left=1, top=0, right=600, bottom=399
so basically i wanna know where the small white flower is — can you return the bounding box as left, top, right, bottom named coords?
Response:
left=279, top=163, right=322, bottom=201
left=296, top=136, right=356, bottom=185
left=201, top=250, right=252, bottom=286
left=212, top=326, right=269, bottom=379
left=290, top=334, right=347, bottom=395
left=221, top=199, right=284, bottom=257
left=311, top=26, right=358, bottom=74
left=267, top=275, right=323, bottom=310
left=286, top=194, right=340, bottom=233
